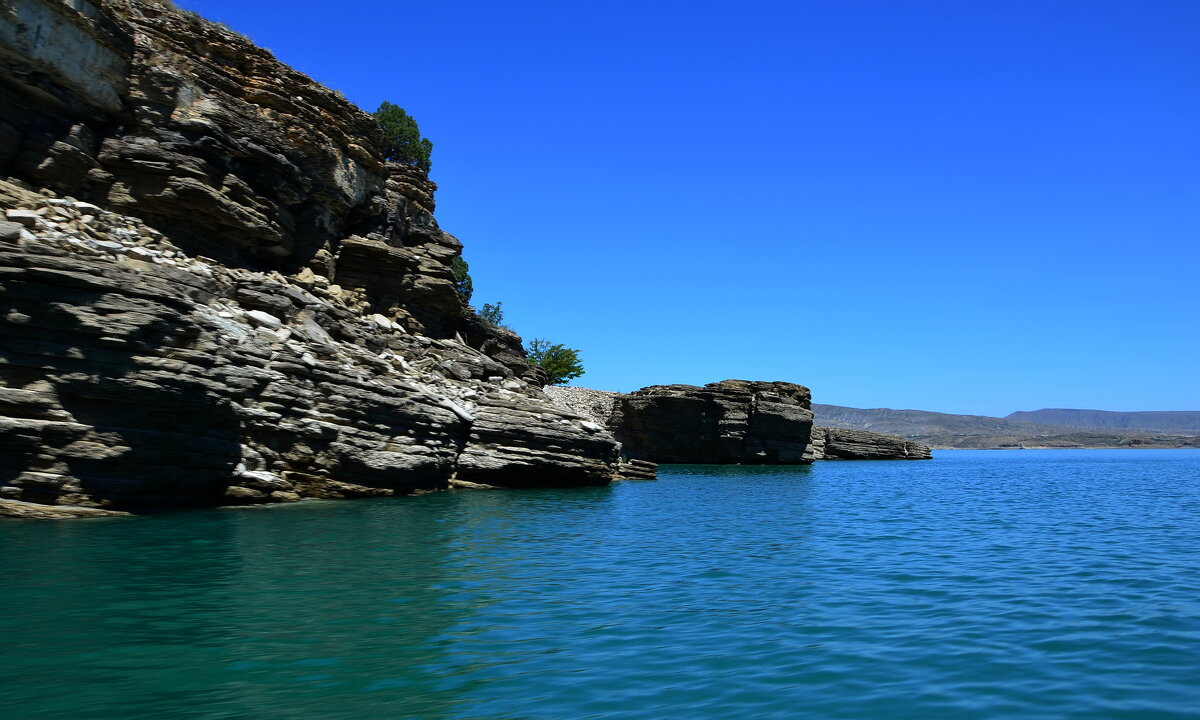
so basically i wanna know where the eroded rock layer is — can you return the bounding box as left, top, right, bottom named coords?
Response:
left=608, top=380, right=817, bottom=465
left=0, top=0, right=620, bottom=515
left=809, top=427, right=932, bottom=460
left=0, top=181, right=617, bottom=514
left=547, top=384, right=932, bottom=463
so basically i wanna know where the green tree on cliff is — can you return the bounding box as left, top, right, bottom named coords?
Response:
left=527, top=339, right=585, bottom=385
left=450, top=256, right=473, bottom=305
left=479, top=302, right=504, bottom=327
left=373, top=101, right=432, bottom=173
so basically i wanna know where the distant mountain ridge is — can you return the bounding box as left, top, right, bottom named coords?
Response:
left=812, top=404, right=1200, bottom=449
left=1005, top=409, right=1200, bottom=434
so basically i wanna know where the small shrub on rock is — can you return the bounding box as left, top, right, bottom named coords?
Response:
left=451, top=257, right=473, bottom=305
left=527, top=339, right=585, bottom=385
left=373, top=101, right=432, bottom=173
left=479, top=302, right=504, bottom=327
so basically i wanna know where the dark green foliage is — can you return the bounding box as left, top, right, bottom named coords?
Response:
left=373, top=101, right=432, bottom=173
left=479, top=302, right=504, bottom=327
left=450, top=257, right=473, bottom=305
left=527, top=338, right=585, bottom=385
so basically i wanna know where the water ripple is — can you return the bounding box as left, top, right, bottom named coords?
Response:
left=2, top=450, right=1199, bottom=719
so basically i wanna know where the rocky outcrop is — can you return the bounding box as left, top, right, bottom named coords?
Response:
left=5, top=2, right=372, bottom=259
left=607, top=380, right=817, bottom=464
left=615, top=458, right=659, bottom=480
left=0, top=0, right=621, bottom=516
left=810, top=427, right=932, bottom=460
left=547, top=384, right=931, bottom=463
left=0, top=0, right=475, bottom=333
left=0, top=180, right=618, bottom=514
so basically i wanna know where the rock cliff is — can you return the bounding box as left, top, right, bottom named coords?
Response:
left=547, top=384, right=932, bottom=463
left=0, top=0, right=618, bottom=516
left=608, top=380, right=817, bottom=465
left=809, top=427, right=932, bottom=460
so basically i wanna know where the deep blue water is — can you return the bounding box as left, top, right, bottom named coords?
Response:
left=2, top=449, right=1199, bottom=719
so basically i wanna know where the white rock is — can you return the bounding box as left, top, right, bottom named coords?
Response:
left=5, top=210, right=39, bottom=227
left=438, top=398, right=475, bottom=423
left=237, top=470, right=290, bottom=490
left=245, top=310, right=283, bottom=330
left=580, top=421, right=603, bottom=433
left=90, top=240, right=125, bottom=253
left=371, top=313, right=393, bottom=330
left=72, top=201, right=102, bottom=214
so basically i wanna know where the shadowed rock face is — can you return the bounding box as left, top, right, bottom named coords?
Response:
left=609, top=380, right=817, bottom=465
left=0, top=0, right=620, bottom=516
left=547, top=385, right=932, bottom=464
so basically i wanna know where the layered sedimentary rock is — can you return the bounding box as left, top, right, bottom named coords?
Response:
left=547, top=384, right=931, bottom=463
left=0, top=181, right=617, bottom=514
left=607, top=380, right=817, bottom=464
left=809, top=427, right=932, bottom=460
left=0, top=0, right=619, bottom=515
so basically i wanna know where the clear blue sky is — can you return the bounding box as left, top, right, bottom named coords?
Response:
left=178, top=0, right=1198, bottom=416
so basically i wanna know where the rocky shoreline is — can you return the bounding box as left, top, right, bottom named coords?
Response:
left=0, top=177, right=619, bottom=516
left=1, top=0, right=927, bottom=519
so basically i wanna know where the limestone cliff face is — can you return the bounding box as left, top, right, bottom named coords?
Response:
left=0, top=0, right=618, bottom=516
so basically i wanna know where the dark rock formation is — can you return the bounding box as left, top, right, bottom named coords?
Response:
left=547, top=384, right=931, bottom=463
left=810, top=427, right=932, bottom=460
left=608, top=380, right=816, bottom=464
left=0, top=0, right=620, bottom=517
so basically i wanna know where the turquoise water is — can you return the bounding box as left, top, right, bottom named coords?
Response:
left=2, top=449, right=1199, bottom=719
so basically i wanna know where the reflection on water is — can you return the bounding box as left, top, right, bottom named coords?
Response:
left=2, top=450, right=1199, bottom=719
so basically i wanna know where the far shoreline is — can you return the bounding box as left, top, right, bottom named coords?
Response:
left=931, top=446, right=1200, bottom=451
